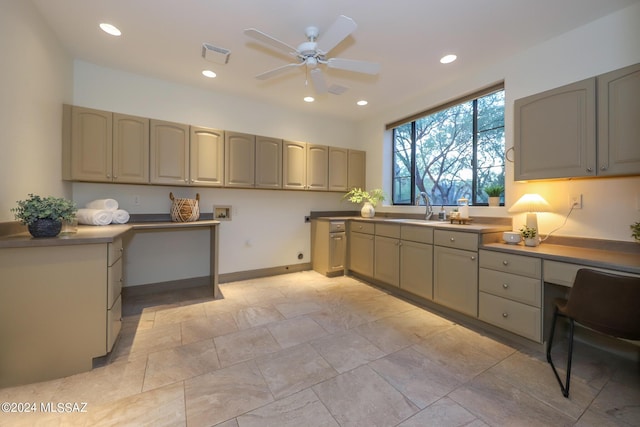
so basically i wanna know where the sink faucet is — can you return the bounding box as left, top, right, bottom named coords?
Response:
left=418, top=191, right=433, bottom=220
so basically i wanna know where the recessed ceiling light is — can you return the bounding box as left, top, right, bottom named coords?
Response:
left=356, top=100, right=368, bottom=106
left=440, top=54, right=457, bottom=64
left=202, top=70, right=217, bottom=78
left=99, top=23, right=121, bottom=36
left=303, top=96, right=315, bottom=103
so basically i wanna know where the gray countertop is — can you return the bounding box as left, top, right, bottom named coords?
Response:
left=315, top=215, right=511, bottom=233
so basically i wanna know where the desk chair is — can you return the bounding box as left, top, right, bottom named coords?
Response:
left=546, top=268, right=640, bottom=398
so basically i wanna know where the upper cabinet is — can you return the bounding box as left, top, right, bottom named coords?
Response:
left=328, top=147, right=348, bottom=192
left=64, top=106, right=149, bottom=184
left=307, top=144, right=329, bottom=191
left=255, top=136, right=283, bottom=189
left=150, top=119, right=190, bottom=185
left=190, top=126, right=224, bottom=186
left=283, top=141, right=329, bottom=190
left=348, top=149, right=366, bottom=189
left=514, top=63, right=640, bottom=181
left=225, top=131, right=255, bottom=188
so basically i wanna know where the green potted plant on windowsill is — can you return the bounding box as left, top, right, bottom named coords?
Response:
left=483, top=184, right=504, bottom=207
left=519, top=224, right=539, bottom=247
left=343, top=188, right=386, bottom=218
left=631, top=221, right=640, bottom=243
left=11, top=194, right=77, bottom=238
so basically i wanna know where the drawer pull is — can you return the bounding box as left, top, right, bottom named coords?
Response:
left=502, top=283, right=509, bottom=289
left=502, top=312, right=509, bottom=318
left=470, top=256, right=476, bottom=261
left=450, top=237, right=455, bottom=242
left=502, top=260, right=508, bottom=266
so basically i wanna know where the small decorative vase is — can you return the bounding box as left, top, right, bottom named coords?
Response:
left=361, top=202, right=375, bottom=218
left=524, top=237, right=539, bottom=247
left=28, top=218, right=62, bottom=238
left=488, top=197, right=500, bottom=207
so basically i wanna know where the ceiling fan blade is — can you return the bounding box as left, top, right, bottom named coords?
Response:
left=255, top=62, right=304, bottom=80
left=316, top=15, right=357, bottom=55
left=244, top=28, right=298, bottom=55
left=310, top=69, right=328, bottom=94
left=326, top=57, right=381, bottom=75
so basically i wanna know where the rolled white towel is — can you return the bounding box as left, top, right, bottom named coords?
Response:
left=76, top=208, right=113, bottom=226
left=111, top=209, right=130, bottom=224
left=85, top=199, right=118, bottom=211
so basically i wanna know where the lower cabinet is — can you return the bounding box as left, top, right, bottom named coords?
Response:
left=374, top=223, right=400, bottom=287
left=400, top=240, right=433, bottom=300
left=348, top=221, right=375, bottom=277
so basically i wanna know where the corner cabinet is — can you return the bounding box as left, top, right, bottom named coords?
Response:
left=514, top=63, right=640, bottom=181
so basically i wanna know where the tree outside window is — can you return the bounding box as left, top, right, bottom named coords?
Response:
left=392, top=89, right=505, bottom=206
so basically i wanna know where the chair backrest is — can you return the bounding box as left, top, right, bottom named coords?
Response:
left=564, top=269, right=640, bottom=340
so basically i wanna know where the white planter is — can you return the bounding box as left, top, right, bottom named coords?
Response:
left=488, top=197, right=500, bottom=207
left=361, top=202, right=375, bottom=218
left=524, top=237, right=539, bottom=247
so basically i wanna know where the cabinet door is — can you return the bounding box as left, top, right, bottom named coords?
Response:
left=190, top=126, right=224, bottom=186
left=374, top=236, right=400, bottom=287
left=255, top=136, right=282, bottom=188
left=329, top=147, right=348, bottom=192
left=347, top=149, right=366, bottom=190
left=307, top=144, right=328, bottom=190
left=71, top=106, right=113, bottom=182
left=349, top=231, right=374, bottom=277
left=514, top=78, right=596, bottom=180
left=283, top=140, right=307, bottom=189
left=400, top=240, right=433, bottom=300
left=433, top=246, right=478, bottom=316
left=597, top=63, right=640, bottom=176
left=113, top=113, right=149, bottom=184
left=225, top=131, right=255, bottom=187
left=150, top=119, right=190, bottom=185
left=329, top=233, right=346, bottom=271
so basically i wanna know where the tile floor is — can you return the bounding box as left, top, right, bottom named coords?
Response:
left=1, top=271, right=638, bottom=426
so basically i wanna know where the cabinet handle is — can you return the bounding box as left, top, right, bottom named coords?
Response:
left=600, top=165, right=607, bottom=171
left=106, top=174, right=111, bottom=179
left=586, top=167, right=593, bottom=172
left=502, top=283, right=509, bottom=289
left=502, top=312, right=509, bottom=318
left=450, top=237, right=455, bottom=242
left=184, top=179, right=188, bottom=182
left=502, top=260, right=508, bottom=265
left=470, top=256, right=476, bottom=260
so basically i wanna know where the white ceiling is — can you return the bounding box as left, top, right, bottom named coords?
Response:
left=32, top=0, right=638, bottom=121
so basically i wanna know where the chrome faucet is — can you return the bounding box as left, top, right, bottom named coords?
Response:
left=418, top=191, right=433, bottom=220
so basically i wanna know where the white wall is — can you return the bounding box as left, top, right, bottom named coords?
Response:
left=361, top=2, right=640, bottom=242
left=0, top=0, right=73, bottom=221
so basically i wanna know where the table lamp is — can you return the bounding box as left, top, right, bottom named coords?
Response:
left=508, top=193, right=551, bottom=232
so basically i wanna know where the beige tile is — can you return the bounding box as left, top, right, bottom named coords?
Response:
left=152, top=303, right=207, bottom=326
left=348, top=294, right=416, bottom=322
left=185, top=361, right=273, bottom=427
left=313, top=365, right=418, bottom=426
left=236, top=388, right=339, bottom=427
left=232, top=305, right=285, bottom=330
left=369, top=347, right=463, bottom=409
left=308, top=305, right=368, bottom=333
left=266, top=316, right=328, bottom=348
left=214, top=326, right=281, bottom=367
left=310, top=330, right=385, bottom=373
left=353, top=316, right=419, bottom=354
left=449, top=371, right=575, bottom=426
left=273, top=301, right=323, bottom=318
left=256, top=343, right=337, bottom=399
left=398, top=397, right=488, bottom=427
left=588, top=379, right=640, bottom=426
left=180, top=311, right=238, bottom=345
left=111, top=322, right=182, bottom=362
left=142, top=339, right=220, bottom=392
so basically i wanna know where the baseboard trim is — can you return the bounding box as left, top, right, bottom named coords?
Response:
left=219, top=263, right=312, bottom=283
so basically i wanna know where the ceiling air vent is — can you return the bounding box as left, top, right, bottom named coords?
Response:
left=328, top=84, right=348, bottom=95
left=202, top=43, right=231, bottom=64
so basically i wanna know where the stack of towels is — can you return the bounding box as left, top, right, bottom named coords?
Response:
left=77, top=199, right=130, bottom=225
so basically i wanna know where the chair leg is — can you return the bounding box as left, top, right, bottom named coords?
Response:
left=547, top=307, right=573, bottom=398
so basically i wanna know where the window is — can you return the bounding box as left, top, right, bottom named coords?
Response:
left=391, top=87, right=505, bottom=206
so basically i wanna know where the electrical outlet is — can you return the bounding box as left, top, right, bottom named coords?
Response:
left=133, top=195, right=141, bottom=205
left=569, top=194, right=582, bottom=209
left=304, top=216, right=311, bottom=223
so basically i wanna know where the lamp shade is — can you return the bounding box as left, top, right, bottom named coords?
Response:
left=508, top=193, right=551, bottom=213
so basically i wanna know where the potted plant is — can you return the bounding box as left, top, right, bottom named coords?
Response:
left=12, top=194, right=77, bottom=238
left=484, top=184, right=504, bottom=207
left=519, top=224, right=539, bottom=247
left=344, top=188, right=386, bottom=218
left=631, top=221, right=640, bottom=243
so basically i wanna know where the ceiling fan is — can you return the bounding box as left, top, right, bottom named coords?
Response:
left=244, top=15, right=380, bottom=95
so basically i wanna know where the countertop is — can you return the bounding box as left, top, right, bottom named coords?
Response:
left=0, top=220, right=220, bottom=249
left=314, top=215, right=511, bottom=233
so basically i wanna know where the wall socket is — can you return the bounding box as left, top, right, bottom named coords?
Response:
left=569, top=194, right=582, bottom=209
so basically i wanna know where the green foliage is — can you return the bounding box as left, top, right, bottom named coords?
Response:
left=519, top=224, right=537, bottom=239
left=483, top=184, right=504, bottom=197
left=344, top=188, right=386, bottom=207
left=12, top=194, right=77, bottom=226
left=631, top=222, right=640, bottom=241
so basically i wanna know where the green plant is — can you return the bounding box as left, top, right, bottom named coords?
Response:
left=343, top=188, right=386, bottom=207
left=519, top=224, right=538, bottom=239
left=483, top=184, right=504, bottom=197
left=11, top=194, right=77, bottom=226
left=631, top=221, right=640, bottom=241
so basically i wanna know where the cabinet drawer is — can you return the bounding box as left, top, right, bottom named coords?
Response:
left=479, top=250, right=541, bottom=279
left=108, top=237, right=123, bottom=266
left=376, top=223, right=400, bottom=238
left=479, top=268, right=541, bottom=307
left=434, top=230, right=478, bottom=251
left=401, top=225, right=433, bottom=244
left=107, top=294, right=122, bottom=352
left=329, top=221, right=345, bottom=232
left=350, top=221, right=375, bottom=234
left=107, top=257, right=123, bottom=309
left=479, top=292, right=541, bottom=342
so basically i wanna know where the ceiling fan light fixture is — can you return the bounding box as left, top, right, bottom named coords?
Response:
left=303, top=96, right=315, bottom=103
left=440, top=54, right=457, bottom=64
left=202, top=70, right=217, bottom=78
left=99, top=23, right=121, bottom=36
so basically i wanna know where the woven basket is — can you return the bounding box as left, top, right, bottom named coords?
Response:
left=169, top=192, right=200, bottom=222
